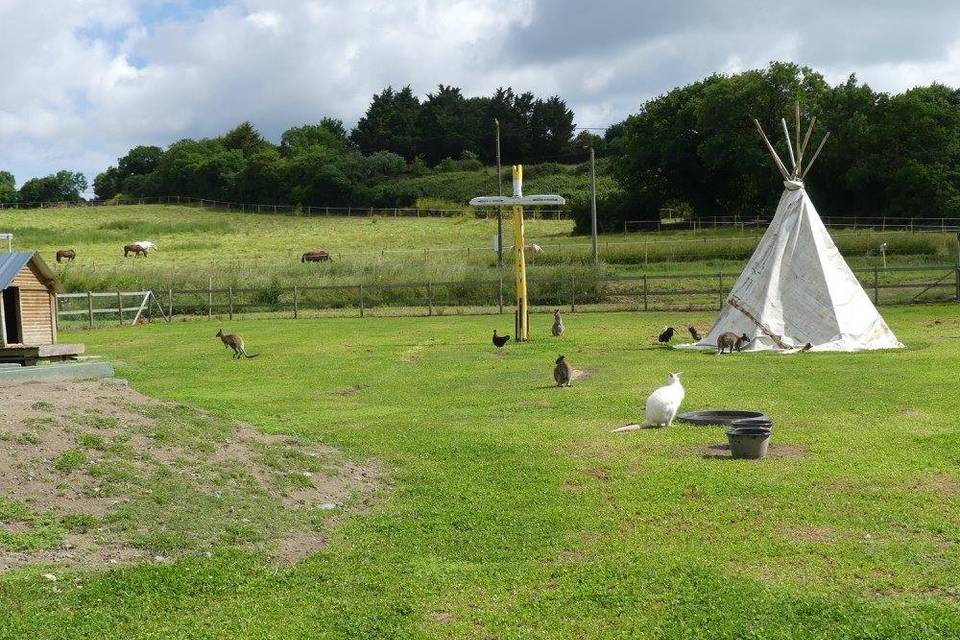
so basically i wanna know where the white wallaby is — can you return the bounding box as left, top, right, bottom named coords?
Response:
left=614, top=372, right=685, bottom=432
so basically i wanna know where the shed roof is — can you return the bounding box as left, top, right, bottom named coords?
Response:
left=0, top=252, right=60, bottom=293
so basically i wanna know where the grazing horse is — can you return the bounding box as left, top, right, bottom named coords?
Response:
left=301, top=250, right=331, bottom=263
left=56, top=249, right=76, bottom=263
left=123, top=240, right=156, bottom=257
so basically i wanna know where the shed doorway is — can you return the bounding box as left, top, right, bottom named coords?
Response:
left=2, top=287, right=22, bottom=345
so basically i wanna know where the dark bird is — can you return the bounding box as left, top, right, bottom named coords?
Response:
left=492, top=330, right=510, bottom=349
left=658, top=327, right=675, bottom=343
left=688, top=326, right=702, bottom=341
left=554, top=355, right=572, bottom=387
left=801, top=342, right=813, bottom=352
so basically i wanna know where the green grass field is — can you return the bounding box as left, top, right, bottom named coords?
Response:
left=2, top=306, right=959, bottom=638
left=3, top=205, right=957, bottom=295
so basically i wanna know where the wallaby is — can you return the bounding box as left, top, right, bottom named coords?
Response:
left=717, top=332, right=750, bottom=354
left=216, top=329, right=259, bottom=359
left=551, top=309, right=565, bottom=337
left=554, top=355, right=572, bottom=387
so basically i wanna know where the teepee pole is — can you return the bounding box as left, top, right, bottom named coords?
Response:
left=781, top=118, right=797, bottom=174
left=795, top=102, right=801, bottom=167
left=801, top=131, right=831, bottom=180
left=798, top=116, right=816, bottom=170
left=753, top=119, right=790, bottom=180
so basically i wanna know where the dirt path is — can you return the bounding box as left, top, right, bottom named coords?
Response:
left=0, top=379, right=381, bottom=570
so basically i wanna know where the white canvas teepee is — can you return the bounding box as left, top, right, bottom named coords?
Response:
left=696, top=108, right=902, bottom=352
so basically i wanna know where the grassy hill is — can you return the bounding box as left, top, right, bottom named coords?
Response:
left=2, top=204, right=957, bottom=299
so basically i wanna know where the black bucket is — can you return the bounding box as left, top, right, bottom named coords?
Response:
left=726, top=422, right=772, bottom=459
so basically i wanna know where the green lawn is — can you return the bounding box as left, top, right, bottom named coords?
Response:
left=2, top=305, right=959, bottom=638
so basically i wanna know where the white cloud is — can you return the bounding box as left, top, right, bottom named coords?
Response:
left=1, top=0, right=959, bottom=190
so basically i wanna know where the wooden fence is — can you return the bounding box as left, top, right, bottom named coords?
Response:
left=56, top=265, right=960, bottom=328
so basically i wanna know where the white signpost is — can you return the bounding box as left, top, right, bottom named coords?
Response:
left=470, top=165, right=565, bottom=341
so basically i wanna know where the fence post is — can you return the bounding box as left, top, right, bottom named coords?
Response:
left=168, top=288, right=173, bottom=319
left=718, top=272, right=724, bottom=310
left=228, top=287, right=234, bottom=320
left=293, top=286, right=299, bottom=319
left=955, top=267, right=959, bottom=302
left=359, top=284, right=364, bottom=317
left=207, top=278, right=212, bottom=318
left=117, top=291, right=123, bottom=325
left=87, top=291, right=94, bottom=329
left=570, top=275, right=576, bottom=313
left=498, top=276, right=504, bottom=314
left=643, top=275, right=648, bottom=312
left=873, top=267, right=879, bottom=305
left=426, top=281, right=433, bottom=316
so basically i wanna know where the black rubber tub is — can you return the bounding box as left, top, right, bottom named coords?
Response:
left=726, top=423, right=773, bottom=459
left=676, top=410, right=771, bottom=426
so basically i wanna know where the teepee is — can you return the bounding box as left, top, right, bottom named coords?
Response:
left=697, top=105, right=902, bottom=352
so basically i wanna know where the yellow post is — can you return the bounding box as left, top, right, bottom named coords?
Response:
left=512, top=165, right=529, bottom=341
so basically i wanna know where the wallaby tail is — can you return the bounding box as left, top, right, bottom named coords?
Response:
left=244, top=352, right=260, bottom=359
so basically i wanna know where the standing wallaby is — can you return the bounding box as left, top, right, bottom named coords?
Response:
left=716, top=332, right=750, bottom=354
left=551, top=309, right=565, bottom=337
left=216, top=329, right=259, bottom=359
left=553, top=355, right=572, bottom=387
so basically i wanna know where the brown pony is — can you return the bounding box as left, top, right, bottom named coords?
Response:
left=124, top=243, right=148, bottom=257
left=301, top=250, right=331, bottom=263
left=56, top=249, right=76, bottom=263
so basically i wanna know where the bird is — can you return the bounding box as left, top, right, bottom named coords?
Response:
left=658, top=327, right=675, bottom=343
left=492, top=330, right=510, bottom=349
left=801, top=342, right=813, bottom=352
left=687, top=326, right=702, bottom=341
left=613, top=372, right=685, bottom=432
left=553, top=355, right=572, bottom=386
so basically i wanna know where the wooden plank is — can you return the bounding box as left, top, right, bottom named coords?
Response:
left=37, top=343, right=84, bottom=357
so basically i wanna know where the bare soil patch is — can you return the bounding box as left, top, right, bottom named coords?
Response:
left=0, top=380, right=381, bottom=570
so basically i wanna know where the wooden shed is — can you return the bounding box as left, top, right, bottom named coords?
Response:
left=0, top=252, right=83, bottom=365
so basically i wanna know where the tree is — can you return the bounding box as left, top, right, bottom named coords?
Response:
left=529, top=96, right=575, bottom=160
left=118, top=145, right=164, bottom=178
left=0, top=170, right=15, bottom=203
left=18, top=170, right=87, bottom=203
left=350, top=86, right=422, bottom=160
left=416, top=85, right=470, bottom=164
left=94, top=166, right=121, bottom=199
left=221, top=122, right=272, bottom=158
left=280, top=120, right=349, bottom=156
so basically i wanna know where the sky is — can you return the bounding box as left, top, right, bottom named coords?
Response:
left=2, top=0, right=960, bottom=191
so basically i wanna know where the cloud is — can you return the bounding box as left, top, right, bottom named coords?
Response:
left=1, top=0, right=959, bottom=190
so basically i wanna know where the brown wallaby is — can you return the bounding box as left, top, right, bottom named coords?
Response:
left=717, top=331, right=750, bottom=354
left=216, top=329, right=259, bottom=359
left=554, top=355, right=572, bottom=387
left=551, top=309, right=565, bottom=337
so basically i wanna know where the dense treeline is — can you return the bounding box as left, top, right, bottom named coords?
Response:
left=586, top=62, right=960, bottom=233
left=5, top=66, right=960, bottom=234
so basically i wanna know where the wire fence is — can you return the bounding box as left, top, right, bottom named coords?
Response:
left=625, top=215, right=960, bottom=234
left=0, top=195, right=566, bottom=220
left=56, top=265, right=960, bottom=329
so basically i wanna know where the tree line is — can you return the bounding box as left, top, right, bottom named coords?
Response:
left=5, top=66, right=960, bottom=232
left=584, top=62, right=960, bottom=233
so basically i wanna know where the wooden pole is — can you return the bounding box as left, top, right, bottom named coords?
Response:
left=293, top=285, right=299, bottom=319
left=427, top=281, right=433, bottom=316
left=168, top=288, right=173, bottom=319
left=753, top=119, right=790, bottom=179
left=359, top=284, right=364, bottom=317
left=208, top=277, right=212, bottom=318
left=117, top=291, right=123, bottom=325
left=643, top=275, right=648, bottom=311
left=228, top=287, right=234, bottom=319
left=873, top=267, right=879, bottom=305
left=87, top=291, right=94, bottom=329
left=801, top=132, right=831, bottom=180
